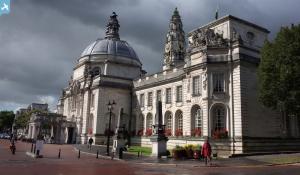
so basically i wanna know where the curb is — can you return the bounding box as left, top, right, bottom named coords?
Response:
left=73, top=147, right=123, bottom=161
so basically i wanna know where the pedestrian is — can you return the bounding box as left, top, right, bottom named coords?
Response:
left=50, top=136, right=54, bottom=144
left=10, top=139, right=16, bottom=155
left=201, top=139, right=212, bottom=166
left=88, top=137, right=94, bottom=150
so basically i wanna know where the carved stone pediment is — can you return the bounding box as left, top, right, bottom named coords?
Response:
left=189, top=28, right=228, bottom=49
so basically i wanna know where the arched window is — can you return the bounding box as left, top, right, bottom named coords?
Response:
left=146, top=113, right=153, bottom=129
left=195, top=109, right=202, bottom=129
left=175, top=110, right=183, bottom=136
left=191, top=105, right=202, bottom=137
left=164, top=111, right=172, bottom=136
left=175, top=110, right=183, bottom=130
left=139, top=114, right=144, bottom=130
left=165, top=112, right=172, bottom=130
left=214, top=106, right=225, bottom=130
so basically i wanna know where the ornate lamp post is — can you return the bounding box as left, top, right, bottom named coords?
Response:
left=106, top=100, right=116, bottom=156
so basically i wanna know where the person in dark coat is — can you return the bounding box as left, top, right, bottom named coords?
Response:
left=201, top=139, right=212, bottom=166
left=88, top=137, right=94, bottom=150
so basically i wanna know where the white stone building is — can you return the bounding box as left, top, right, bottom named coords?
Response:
left=58, top=10, right=300, bottom=156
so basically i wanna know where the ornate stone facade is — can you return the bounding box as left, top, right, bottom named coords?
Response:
left=163, top=8, right=185, bottom=70
left=58, top=11, right=300, bottom=156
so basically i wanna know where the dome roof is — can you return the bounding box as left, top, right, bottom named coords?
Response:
left=81, top=38, right=140, bottom=62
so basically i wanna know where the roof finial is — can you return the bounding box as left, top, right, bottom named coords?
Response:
left=105, top=12, right=120, bottom=40
left=215, top=0, right=220, bottom=20
left=173, top=7, right=179, bottom=16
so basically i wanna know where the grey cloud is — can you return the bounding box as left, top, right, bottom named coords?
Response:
left=0, top=0, right=300, bottom=111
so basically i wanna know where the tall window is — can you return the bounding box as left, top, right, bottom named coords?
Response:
left=90, top=94, right=95, bottom=107
left=213, top=73, right=224, bottom=92
left=193, top=76, right=201, bottom=96
left=139, top=115, right=144, bottom=129
left=140, top=93, right=145, bottom=107
left=156, top=90, right=162, bottom=103
left=215, top=106, right=225, bottom=130
left=176, top=86, right=183, bottom=102
left=165, top=112, right=172, bottom=130
left=147, top=92, right=153, bottom=106
left=146, top=114, right=153, bottom=129
left=177, top=112, right=183, bottom=130
left=166, top=88, right=172, bottom=104
left=195, top=109, right=202, bottom=129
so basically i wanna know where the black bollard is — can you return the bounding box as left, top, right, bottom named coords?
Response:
left=96, top=150, right=99, bottom=159
left=58, top=149, right=61, bottom=159
left=33, top=144, right=36, bottom=154
left=78, top=149, right=80, bottom=159
left=31, top=143, right=33, bottom=153
left=138, top=151, right=140, bottom=157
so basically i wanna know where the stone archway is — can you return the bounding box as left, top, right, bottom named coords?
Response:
left=209, top=103, right=229, bottom=138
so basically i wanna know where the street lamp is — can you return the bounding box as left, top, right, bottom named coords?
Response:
left=106, top=100, right=116, bottom=156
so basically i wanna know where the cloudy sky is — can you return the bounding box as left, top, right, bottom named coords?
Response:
left=0, top=0, right=299, bottom=111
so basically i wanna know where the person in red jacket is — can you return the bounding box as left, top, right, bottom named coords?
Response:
left=201, top=139, right=212, bottom=166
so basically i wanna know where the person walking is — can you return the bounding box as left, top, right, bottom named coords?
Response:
left=88, top=137, right=94, bottom=150
left=10, top=139, right=16, bottom=155
left=201, top=139, right=212, bottom=166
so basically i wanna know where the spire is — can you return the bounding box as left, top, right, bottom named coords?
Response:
left=105, top=12, right=120, bottom=40
left=163, top=8, right=185, bottom=70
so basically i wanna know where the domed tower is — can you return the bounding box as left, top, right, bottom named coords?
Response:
left=59, top=12, right=143, bottom=144
left=163, top=8, right=186, bottom=70
left=79, top=12, right=142, bottom=79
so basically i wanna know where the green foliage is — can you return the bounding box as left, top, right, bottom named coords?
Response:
left=127, top=146, right=152, bottom=156
left=0, top=111, right=15, bottom=131
left=258, top=24, right=300, bottom=116
left=15, top=112, right=30, bottom=128
left=15, top=109, right=45, bottom=129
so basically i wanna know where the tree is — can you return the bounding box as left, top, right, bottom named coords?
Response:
left=0, top=111, right=15, bottom=132
left=258, top=24, right=300, bottom=123
left=15, top=109, right=46, bottom=129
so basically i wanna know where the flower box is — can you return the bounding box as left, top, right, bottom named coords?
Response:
left=145, top=128, right=152, bottom=136
left=175, top=129, right=183, bottom=137
left=212, top=128, right=228, bottom=139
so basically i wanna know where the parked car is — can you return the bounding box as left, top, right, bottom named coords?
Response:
left=0, top=133, right=10, bottom=139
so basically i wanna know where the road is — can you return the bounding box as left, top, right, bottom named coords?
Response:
left=0, top=139, right=299, bottom=175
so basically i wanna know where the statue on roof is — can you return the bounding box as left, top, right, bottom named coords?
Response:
left=105, top=12, right=120, bottom=40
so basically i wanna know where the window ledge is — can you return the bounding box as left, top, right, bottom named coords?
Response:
left=147, top=106, right=153, bottom=110
left=176, top=102, right=183, bottom=107
left=192, top=94, right=201, bottom=97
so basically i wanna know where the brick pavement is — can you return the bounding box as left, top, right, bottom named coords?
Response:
left=0, top=139, right=136, bottom=175
left=1, top=139, right=299, bottom=175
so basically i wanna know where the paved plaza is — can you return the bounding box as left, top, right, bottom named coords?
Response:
left=0, top=139, right=299, bottom=175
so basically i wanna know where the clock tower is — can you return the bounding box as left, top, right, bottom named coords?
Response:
left=163, top=8, right=185, bottom=70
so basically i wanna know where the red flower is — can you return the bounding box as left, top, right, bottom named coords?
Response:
left=175, top=129, right=183, bottom=137
left=191, top=128, right=202, bottom=137
left=212, top=128, right=228, bottom=139
left=88, top=128, right=93, bottom=135
left=165, top=128, right=172, bottom=136
left=137, top=129, right=144, bottom=136
left=145, top=128, right=152, bottom=136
